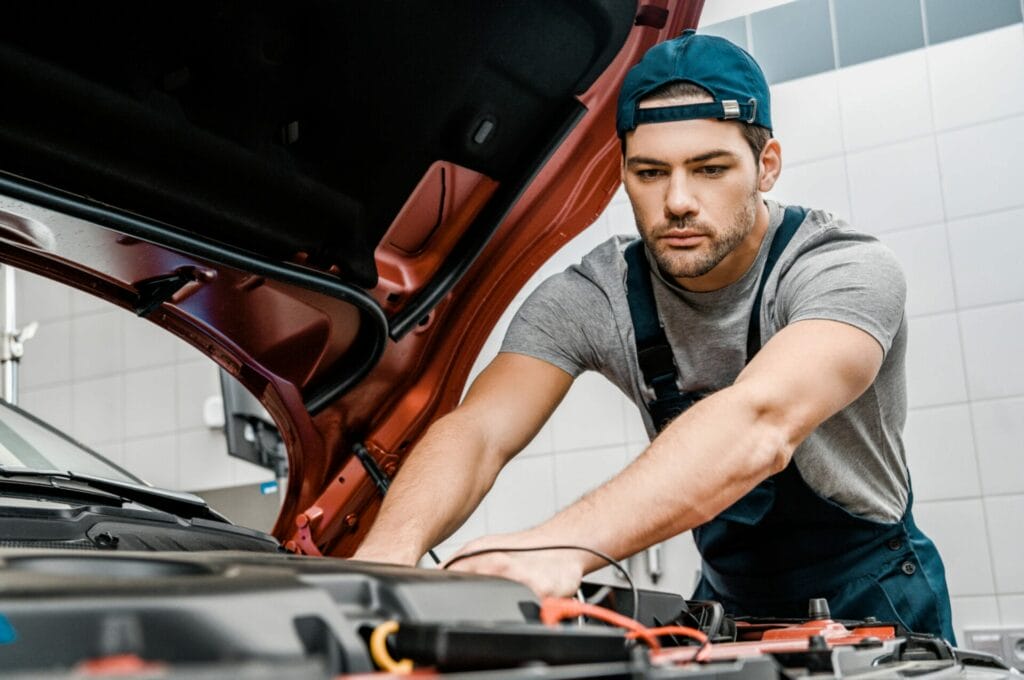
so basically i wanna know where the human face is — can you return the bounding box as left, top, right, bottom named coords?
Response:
left=621, top=103, right=779, bottom=292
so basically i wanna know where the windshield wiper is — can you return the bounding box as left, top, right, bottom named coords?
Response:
left=0, top=466, right=227, bottom=523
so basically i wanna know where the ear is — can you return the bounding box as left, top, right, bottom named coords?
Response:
left=757, top=138, right=782, bottom=193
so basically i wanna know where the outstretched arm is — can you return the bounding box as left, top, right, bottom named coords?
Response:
left=446, top=319, right=884, bottom=596
left=352, top=352, right=573, bottom=566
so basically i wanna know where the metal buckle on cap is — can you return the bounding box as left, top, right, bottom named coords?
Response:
left=722, top=100, right=740, bottom=119
left=746, top=98, right=758, bottom=124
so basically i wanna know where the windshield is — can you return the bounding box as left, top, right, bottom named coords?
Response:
left=0, top=399, right=139, bottom=484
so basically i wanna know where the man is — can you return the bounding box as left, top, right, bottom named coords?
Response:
left=355, top=30, right=955, bottom=642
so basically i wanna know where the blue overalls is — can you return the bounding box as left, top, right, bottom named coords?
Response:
left=623, top=206, right=956, bottom=643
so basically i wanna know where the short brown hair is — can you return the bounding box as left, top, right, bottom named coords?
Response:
left=631, top=81, right=772, bottom=162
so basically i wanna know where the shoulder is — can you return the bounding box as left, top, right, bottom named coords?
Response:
left=527, top=235, right=633, bottom=308
left=780, top=206, right=905, bottom=287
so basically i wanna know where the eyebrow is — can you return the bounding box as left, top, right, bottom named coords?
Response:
left=626, top=149, right=738, bottom=167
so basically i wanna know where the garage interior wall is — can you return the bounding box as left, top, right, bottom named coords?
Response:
left=3, top=0, right=1021, bottom=649
left=450, top=0, right=1024, bottom=645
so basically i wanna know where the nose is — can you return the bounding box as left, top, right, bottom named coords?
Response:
left=665, top=170, right=698, bottom=219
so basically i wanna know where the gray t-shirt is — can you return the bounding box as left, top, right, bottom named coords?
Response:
left=501, top=200, right=910, bottom=523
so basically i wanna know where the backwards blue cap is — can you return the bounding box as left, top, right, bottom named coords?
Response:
left=616, top=29, right=772, bottom=137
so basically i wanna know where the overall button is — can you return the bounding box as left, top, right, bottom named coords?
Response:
left=887, top=538, right=902, bottom=551
left=901, top=561, right=917, bottom=576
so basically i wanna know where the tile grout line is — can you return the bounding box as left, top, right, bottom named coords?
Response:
left=918, top=4, right=1004, bottom=621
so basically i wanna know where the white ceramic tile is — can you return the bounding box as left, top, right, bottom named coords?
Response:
left=15, top=269, right=71, bottom=322
left=123, top=314, right=180, bottom=370
left=176, top=361, right=221, bottom=430
left=770, top=70, right=844, bottom=164
left=652, top=532, right=703, bottom=596
left=123, top=433, right=178, bottom=490
left=879, top=224, right=956, bottom=317
left=913, top=499, right=996, bottom=596
left=484, top=454, right=556, bottom=535
left=971, top=397, right=1024, bottom=496
left=938, top=115, right=1024, bottom=220
left=838, top=49, right=934, bottom=151
left=604, top=199, right=637, bottom=237
left=927, top=25, right=1024, bottom=132
left=18, top=384, right=73, bottom=434
left=903, top=404, right=980, bottom=501
left=71, top=310, right=124, bottom=380
left=231, top=457, right=275, bottom=487
left=1001, top=595, right=1024, bottom=626
left=698, top=0, right=792, bottom=25
left=20, top=318, right=72, bottom=389
left=623, top=393, right=650, bottom=446
left=124, top=366, right=177, bottom=439
left=178, top=427, right=235, bottom=492
left=549, top=372, right=627, bottom=453
left=175, top=338, right=211, bottom=364
left=951, top=596, right=1001, bottom=645
left=905, top=314, right=968, bottom=407
left=71, top=375, right=123, bottom=449
left=519, top=420, right=554, bottom=458
left=846, top=136, right=945, bottom=233
left=960, top=302, right=1024, bottom=400
left=70, top=286, right=111, bottom=315
left=552, top=445, right=627, bottom=509
left=766, top=156, right=851, bottom=222
left=984, top=494, right=1024, bottom=593
left=948, top=208, right=1024, bottom=309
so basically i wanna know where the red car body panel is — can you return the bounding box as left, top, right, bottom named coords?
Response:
left=0, top=0, right=704, bottom=556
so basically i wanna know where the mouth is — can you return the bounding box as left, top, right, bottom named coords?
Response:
left=658, top=230, right=707, bottom=248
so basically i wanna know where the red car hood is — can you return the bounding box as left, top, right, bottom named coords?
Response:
left=0, top=1, right=702, bottom=554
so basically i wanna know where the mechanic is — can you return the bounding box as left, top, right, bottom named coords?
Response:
left=355, top=30, right=955, bottom=642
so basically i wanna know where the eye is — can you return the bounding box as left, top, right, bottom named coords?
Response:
left=698, top=165, right=727, bottom=177
left=635, top=168, right=666, bottom=180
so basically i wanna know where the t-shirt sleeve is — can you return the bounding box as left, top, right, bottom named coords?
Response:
left=776, top=234, right=907, bottom=355
left=500, top=267, right=611, bottom=377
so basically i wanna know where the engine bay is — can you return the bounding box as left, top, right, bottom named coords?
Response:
left=0, top=549, right=1013, bottom=679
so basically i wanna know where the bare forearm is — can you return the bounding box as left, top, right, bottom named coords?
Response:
left=354, top=412, right=503, bottom=564
left=536, top=384, right=793, bottom=572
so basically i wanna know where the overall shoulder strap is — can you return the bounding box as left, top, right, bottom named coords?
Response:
left=746, top=205, right=808, bottom=361
left=623, top=240, right=678, bottom=402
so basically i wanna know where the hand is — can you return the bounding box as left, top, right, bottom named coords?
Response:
left=445, top=531, right=587, bottom=599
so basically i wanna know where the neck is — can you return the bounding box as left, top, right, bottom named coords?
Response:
left=674, top=199, right=770, bottom=293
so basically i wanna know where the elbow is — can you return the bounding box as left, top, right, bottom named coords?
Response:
left=732, top=384, right=803, bottom=477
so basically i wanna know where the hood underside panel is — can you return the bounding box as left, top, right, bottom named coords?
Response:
left=0, top=1, right=634, bottom=289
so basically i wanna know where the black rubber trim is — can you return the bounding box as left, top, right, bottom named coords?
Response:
left=0, top=171, right=388, bottom=416
left=388, top=101, right=588, bottom=340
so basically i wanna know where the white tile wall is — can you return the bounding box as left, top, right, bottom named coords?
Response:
left=927, top=25, right=1024, bottom=132
left=983, top=495, right=1024, bottom=593
left=950, top=596, right=1001, bottom=644
left=878, top=224, right=956, bottom=317
left=553, top=445, right=627, bottom=509
left=1001, top=595, right=1024, bottom=626
left=548, top=372, right=627, bottom=453
left=905, top=314, right=968, bottom=408
left=20, top=318, right=71, bottom=389
left=837, top=49, right=933, bottom=151
left=937, top=115, right=1024, bottom=220
left=769, top=70, right=844, bottom=164
left=71, top=375, right=123, bottom=449
left=124, top=433, right=178, bottom=490
left=846, top=136, right=945, bottom=233
left=903, top=404, right=980, bottom=501
left=913, top=499, right=996, bottom=597
left=970, top=397, right=1024, bottom=496
left=767, top=156, right=851, bottom=221
left=948, top=208, right=1024, bottom=309
left=124, top=366, right=177, bottom=439
left=71, top=310, right=123, bottom=380
left=15, top=270, right=70, bottom=323
left=485, top=454, right=557, bottom=535
left=178, top=428, right=235, bottom=492
left=19, top=384, right=73, bottom=435
left=960, top=302, right=1024, bottom=400
left=124, top=314, right=180, bottom=370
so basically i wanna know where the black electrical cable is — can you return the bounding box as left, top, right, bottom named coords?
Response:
left=443, top=545, right=639, bottom=622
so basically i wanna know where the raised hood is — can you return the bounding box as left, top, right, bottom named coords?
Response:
left=0, top=1, right=702, bottom=554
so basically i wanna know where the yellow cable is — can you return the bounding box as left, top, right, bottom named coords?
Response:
left=369, top=620, right=413, bottom=674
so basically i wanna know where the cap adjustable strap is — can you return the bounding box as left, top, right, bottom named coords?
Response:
left=633, top=98, right=758, bottom=127
left=624, top=205, right=808, bottom=433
